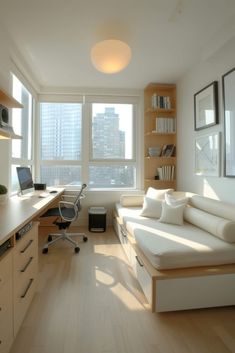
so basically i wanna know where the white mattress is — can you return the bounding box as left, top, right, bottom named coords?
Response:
left=115, top=203, right=235, bottom=270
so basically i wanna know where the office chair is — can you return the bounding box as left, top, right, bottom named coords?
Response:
left=42, top=183, right=88, bottom=254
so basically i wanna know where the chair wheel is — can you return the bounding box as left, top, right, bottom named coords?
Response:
left=75, top=246, right=80, bottom=254
left=42, top=248, right=48, bottom=254
left=48, top=235, right=53, bottom=242
left=83, top=236, right=88, bottom=242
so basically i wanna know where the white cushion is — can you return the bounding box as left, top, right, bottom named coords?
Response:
left=125, top=218, right=235, bottom=270
left=146, top=187, right=174, bottom=200
left=140, top=197, right=162, bottom=218
left=189, top=195, right=235, bottom=221
left=184, top=206, right=235, bottom=243
left=120, top=194, right=144, bottom=207
left=165, top=193, right=188, bottom=206
left=159, top=201, right=185, bottom=226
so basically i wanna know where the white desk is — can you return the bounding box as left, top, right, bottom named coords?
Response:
left=0, top=187, right=64, bottom=353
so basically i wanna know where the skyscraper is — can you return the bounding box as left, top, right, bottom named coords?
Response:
left=92, top=107, right=125, bottom=159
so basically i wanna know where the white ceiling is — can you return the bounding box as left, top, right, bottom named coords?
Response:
left=1, top=0, right=235, bottom=91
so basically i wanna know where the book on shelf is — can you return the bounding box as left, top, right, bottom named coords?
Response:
left=151, top=94, right=171, bottom=110
left=147, top=145, right=161, bottom=157
left=161, top=144, right=175, bottom=157
left=157, top=165, right=175, bottom=181
left=155, top=117, right=176, bottom=133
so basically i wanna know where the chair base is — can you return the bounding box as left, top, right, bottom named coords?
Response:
left=42, top=230, right=88, bottom=254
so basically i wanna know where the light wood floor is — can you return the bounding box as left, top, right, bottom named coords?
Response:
left=10, top=227, right=235, bottom=353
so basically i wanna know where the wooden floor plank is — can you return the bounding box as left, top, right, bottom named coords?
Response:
left=9, top=227, right=235, bottom=353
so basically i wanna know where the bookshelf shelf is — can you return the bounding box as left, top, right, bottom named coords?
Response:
left=145, top=156, right=176, bottom=161
left=145, top=131, right=176, bottom=136
left=144, top=179, right=176, bottom=190
left=145, top=108, right=175, bottom=114
left=144, top=83, right=176, bottom=191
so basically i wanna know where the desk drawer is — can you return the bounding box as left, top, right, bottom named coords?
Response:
left=13, top=259, right=38, bottom=336
left=14, top=222, right=38, bottom=276
left=13, top=222, right=38, bottom=336
left=14, top=238, right=38, bottom=274
left=15, top=223, right=38, bottom=253
left=14, top=254, right=38, bottom=291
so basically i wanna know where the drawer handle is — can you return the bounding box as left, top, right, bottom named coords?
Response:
left=21, top=278, right=34, bottom=298
left=121, top=228, right=127, bottom=237
left=20, top=239, right=33, bottom=253
left=21, top=257, right=33, bottom=273
left=135, top=255, right=144, bottom=267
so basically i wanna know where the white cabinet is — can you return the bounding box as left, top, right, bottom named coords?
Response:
left=129, top=246, right=152, bottom=305
left=113, top=215, right=131, bottom=261
left=0, top=250, right=14, bottom=353
left=0, top=222, right=38, bottom=353
left=113, top=213, right=153, bottom=307
left=13, top=222, right=38, bottom=336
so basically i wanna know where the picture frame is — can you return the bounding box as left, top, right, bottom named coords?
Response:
left=195, top=132, right=220, bottom=177
left=222, top=67, right=235, bottom=177
left=161, top=144, right=175, bottom=157
left=194, top=81, right=218, bottom=131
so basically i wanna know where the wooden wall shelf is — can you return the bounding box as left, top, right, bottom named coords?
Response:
left=0, top=89, right=23, bottom=108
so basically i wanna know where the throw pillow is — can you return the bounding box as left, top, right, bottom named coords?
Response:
left=146, top=187, right=174, bottom=200
left=159, top=201, right=185, bottom=226
left=165, top=193, right=188, bottom=207
left=140, top=197, right=162, bottom=218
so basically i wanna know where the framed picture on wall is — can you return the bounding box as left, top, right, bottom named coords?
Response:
left=222, top=67, right=235, bottom=177
left=194, top=81, right=218, bottom=131
left=195, top=132, right=220, bottom=177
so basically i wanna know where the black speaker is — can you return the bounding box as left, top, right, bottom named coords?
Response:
left=0, top=104, right=9, bottom=128
left=34, top=183, right=47, bottom=190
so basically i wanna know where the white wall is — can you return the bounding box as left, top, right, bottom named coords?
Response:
left=177, top=36, right=235, bottom=203
left=0, top=24, right=13, bottom=188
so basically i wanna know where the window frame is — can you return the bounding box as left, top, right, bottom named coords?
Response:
left=37, top=93, right=141, bottom=190
left=10, top=73, right=35, bottom=194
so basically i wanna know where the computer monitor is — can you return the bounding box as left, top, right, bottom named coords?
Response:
left=16, top=167, right=34, bottom=194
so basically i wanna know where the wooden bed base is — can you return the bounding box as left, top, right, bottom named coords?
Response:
left=113, top=212, right=235, bottom=312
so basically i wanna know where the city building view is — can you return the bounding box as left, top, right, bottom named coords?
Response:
left=40, top=103, right=135, bottom=188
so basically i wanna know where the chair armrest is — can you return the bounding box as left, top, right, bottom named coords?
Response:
left=58, top=201, right=77, bottom=221
left=59, top=200, right=74, bottom=207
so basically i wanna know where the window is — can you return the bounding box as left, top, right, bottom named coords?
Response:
left=89, top=103, right=135, bottom=188
left=39, top=97, right=138, bottom=189
left=11, top=75, right=34, bottom=193
left=40, top=103, right=82, bottom=186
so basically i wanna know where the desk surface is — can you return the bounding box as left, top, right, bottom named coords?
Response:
left=0, top=188, right=64, bottom=246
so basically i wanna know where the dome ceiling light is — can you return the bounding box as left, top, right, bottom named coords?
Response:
left=91, top=39, right=132, bottom=74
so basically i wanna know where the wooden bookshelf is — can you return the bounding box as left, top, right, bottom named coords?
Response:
left=144, top=83, right=176, bottom=191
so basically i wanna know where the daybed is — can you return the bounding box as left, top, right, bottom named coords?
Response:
left=113, top=189, right=235, bottom=312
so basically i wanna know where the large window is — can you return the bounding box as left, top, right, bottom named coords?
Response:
left=89, top=103, right=135, bottom=188
left=11, top=75, right=34, bottom=193
left=39, top=98, right=137, bottom=189
left=40, top=103, right=82, bottom=186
